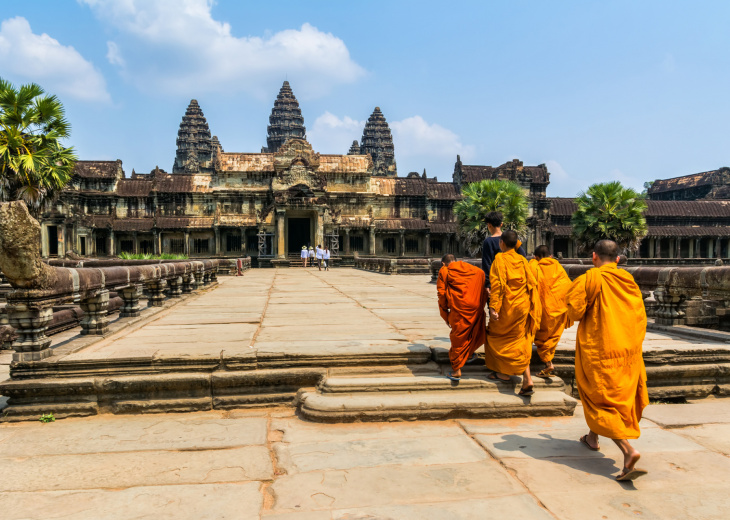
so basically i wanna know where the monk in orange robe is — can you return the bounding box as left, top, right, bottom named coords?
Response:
left=484, top=230, right=541, bottom=395
left=532, top=245, right=573, bottom=377
left=566, top=239, right=649, bottom=481
left=437, top=254, right=488, bottom=380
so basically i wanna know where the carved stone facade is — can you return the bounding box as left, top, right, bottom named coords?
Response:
left=40, top=81, right=558, bottom=263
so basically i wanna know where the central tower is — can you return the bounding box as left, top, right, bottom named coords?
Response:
left=266, top=81, right=306, bottom=153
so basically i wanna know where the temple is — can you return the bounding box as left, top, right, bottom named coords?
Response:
left=37, top=81, right=730, bottom=263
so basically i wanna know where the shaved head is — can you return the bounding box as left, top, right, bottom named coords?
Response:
left=594, top=240, right=620, bottom=262
left=441, top=253, right=456, bottom=266
left=534, top=245, right=551, bottom=259
left=500, top=230, right=519, bottom=249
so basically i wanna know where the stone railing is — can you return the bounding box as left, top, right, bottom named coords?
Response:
left=355, top=257, right=432, bottom=275
left=429, top=258, right=480, bottom=282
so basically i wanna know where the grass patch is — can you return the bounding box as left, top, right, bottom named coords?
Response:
left=118, top=253, right=188, bottom=260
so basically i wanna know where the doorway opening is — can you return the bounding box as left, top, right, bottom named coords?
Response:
left=288, top=217, right=311, bottom=254
left=48, top=226, right=58, bottom=257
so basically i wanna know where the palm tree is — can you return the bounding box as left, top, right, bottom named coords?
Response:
left=571, top=181, right=648, bottom=255
left=454, top=179, right=528, bottom=256
left=0, top=78, right=77, bottom=215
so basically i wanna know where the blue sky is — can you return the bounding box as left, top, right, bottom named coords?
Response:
left=1, top=0, right=728, bottom=196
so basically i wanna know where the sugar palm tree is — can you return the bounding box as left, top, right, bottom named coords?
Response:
left=454, top=179, right=528, bottom=256
left=0, top=78, right=77, bottom=215
left=571, top=181, right=648, bottom=255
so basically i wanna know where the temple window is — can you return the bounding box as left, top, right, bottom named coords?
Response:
left=120, top=239, right=134, bottom=253
left=170, top=238, right=185, bottom=255
left=383, top=237, right=396, bottom=254
left=226, top=234, right=242, bottom=252
left=405, top=238, right=419, bottom=253
left=350, top=235, right=364, bottom=252
left=193, top=238, right=209, bottom=254
left=431, top=240, right=443, bottom=255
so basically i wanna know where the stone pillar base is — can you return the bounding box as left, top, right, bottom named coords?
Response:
left=147, top=280, right=167, bottom=307
left=7, top=301, right=54, bottom=361
left=120, top=286, right=142, bottom=318
left=80, top=290, right=110, bottom=336
left=167, top=277, right=183, bottom=298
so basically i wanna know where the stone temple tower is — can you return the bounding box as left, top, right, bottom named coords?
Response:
left=173, top=100, right=213, bottom=173
left=360, top=107, right=397, bottom=176
left=265, top=81, right=306, bottom=153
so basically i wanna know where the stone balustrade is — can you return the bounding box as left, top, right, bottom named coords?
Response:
left=354, top=257, right=431, bottom=275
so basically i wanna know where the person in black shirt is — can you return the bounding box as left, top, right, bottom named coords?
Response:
left=481, top=211, right=526, bottom=292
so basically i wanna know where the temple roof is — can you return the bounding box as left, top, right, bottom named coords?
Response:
left=549, top=197, right=730, bottom=218
left=218, top=153, right=275, bottom=172
left=456, top=160, right=549, bottom=185
left=648, top=169, right=721, bottom=194
left=73, top=160, right=123, bottom=179
left=360, top=107, right=397, bottom=176
left=371, top=178, right=459, bottom=200
left=551, top=224, right=730, bottom=238
left=266, top=81, right=306, bottom=153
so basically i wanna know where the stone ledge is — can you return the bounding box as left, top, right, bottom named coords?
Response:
left=318, top=374, right=566, bottom=393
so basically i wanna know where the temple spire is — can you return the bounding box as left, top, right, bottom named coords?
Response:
left=347, top=140, right=361, bottom=155
left=360, top=107, right=397, bottom=176
left=173, top=99, right=213, bottom=173
left=266, top=81, right=306, bottom=153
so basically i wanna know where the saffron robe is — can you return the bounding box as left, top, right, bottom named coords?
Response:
left=437, top=261, right=488, bottom=371
left=534, top=257, right=573, bottom=364
left=566, top=263, right=649, bottom=439
left=485, top=249, right=541, bottom=375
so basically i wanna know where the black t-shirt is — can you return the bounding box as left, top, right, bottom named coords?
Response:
left=481, top=236, right=526, bottom=287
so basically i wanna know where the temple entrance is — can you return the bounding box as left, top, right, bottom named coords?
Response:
left=287, top=217, right=311, bottom=254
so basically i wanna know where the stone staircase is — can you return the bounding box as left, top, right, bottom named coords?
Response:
left=296, top=362, right=578, bottom=422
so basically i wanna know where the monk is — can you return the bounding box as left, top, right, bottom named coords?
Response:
left=566, top=239, right=649, bottom=481
left=532, top=245, right=573, bottom=377
left=437, top=254, right=488, bottom=381
left=484, top=230, right=541, bottom=396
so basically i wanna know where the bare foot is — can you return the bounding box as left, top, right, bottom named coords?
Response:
left=624, top=449, right=641, bottom=472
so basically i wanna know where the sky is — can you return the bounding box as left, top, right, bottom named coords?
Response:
left=1, top=0, right=729, bottom=196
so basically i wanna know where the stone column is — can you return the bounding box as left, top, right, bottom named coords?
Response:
left=344, top=229, right=351, bottom=255
left=368, top=226, right=376, bottom=255
left=708, top=238, right=714, bottom=259
left=184, top=231, right=190, bottom=256
left=676, top=238, right=682, bottom=259
left=6, top=299, right=54, bottom=361
left=80, top=290, right=110, bottom=336
left=425, top=233, right=431, bottom=257
left=240, top=227, right=246, bottom=254
left=120, top=285, right=142, bottom=317
left=203, top=272, right=211, bottom=286
left=568, top=240, right=574, bottom=258
left=40, top=222, right=49, bottom=258
left=153, top=230, right=160, bottom=255
left=133, top=232, right=139, bottom=254
left=167, top=276, right=183, bottom=298
left=316, top=212, right=324, bottom=249
left=182, top=273, right=194, bottom=293
left=109, top=230, right=116, bottom=257
left=695, top=238, right=701, bottom=258
left=193, top=270, right=203, bottom=289
left=655, top=238, right=661, bottom=259
left=276, top=211, right=286, bottom=259
left=399, top=231, right=405, bottom=257
left=689, top=238, right=694, bottom=259
left=716, top=237, right=722, bottom=259
left=214, top=226, right=221, bottom=256
left=146, top=280, right=167, bottom=307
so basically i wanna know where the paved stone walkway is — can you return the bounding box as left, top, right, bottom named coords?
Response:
left=1, top=399, right=729, bottom=519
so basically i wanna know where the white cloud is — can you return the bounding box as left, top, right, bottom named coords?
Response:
left=80, top=0, right=365, bottom=98
left=545, top=160, right=568, bottom=180
left=308, top=112, right=364, bottom=153
left=106, top=41, right=124, bottom=67
left=0, top=17, right=110, bottom=102
left=390, top=116, right=474, bottom=161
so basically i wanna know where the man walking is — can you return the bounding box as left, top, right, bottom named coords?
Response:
left=566, top=240, right=649, bottom=481
left=437, top=254, right=488, bottom=381
left=481, top=211, right=526, bottom=290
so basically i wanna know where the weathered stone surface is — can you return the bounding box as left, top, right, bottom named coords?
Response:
left=642, top=399, right=730, bottom=427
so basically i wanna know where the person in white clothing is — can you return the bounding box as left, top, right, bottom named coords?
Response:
left=300, top=245, right=308, bottom=267
left=323, top=248, right=331, bottom=270
left=315, top=245, right=323, bottom=271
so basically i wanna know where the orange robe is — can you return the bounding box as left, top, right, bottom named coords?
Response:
left=485, top=249, right=541, bottom=375
left=566, top=262, right=649, bottom=439
left=534, top=257, right=573, bottom=364
left=437, top=261, right=488, bottom=371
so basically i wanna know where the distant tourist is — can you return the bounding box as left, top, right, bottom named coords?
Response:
left=484, top=230, right=540, bottom=396
left=309, top=246, right=315, bottom=267
left=316, top=244, right=323, bottom=270
left=323, top=247, right=331, bottom=270
left=301, top=245, right=308, bottom=267
left=481, top=211, right=526, bottom=293
left=437, top=254, right=487, bottom=381
left=532, top=245, right=573, bottom=377
left=566, top=239, right=649, bottom=481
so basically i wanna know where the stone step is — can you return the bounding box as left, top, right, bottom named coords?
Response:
left=318, top=373, right=567, bottom=394
left=297, top=389, right=577, bottom=422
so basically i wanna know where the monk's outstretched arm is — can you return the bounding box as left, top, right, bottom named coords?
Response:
left=566, top=274, right=588, bottom=323
left=437, top=268, right=450, bottom=324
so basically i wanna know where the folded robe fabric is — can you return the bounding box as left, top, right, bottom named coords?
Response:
left=567, top=262, right=649, bottom=439
left=437, top=261, right=488, bottom=371
left=485, top=248, right=541, bottom=376
left=534, top=257, right=573, bottom=364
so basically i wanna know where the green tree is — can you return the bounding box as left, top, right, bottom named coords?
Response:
left=0, top=78, right=77, bottom=214
left=571, top=181, right=648, bottom=255
left=454, top=179, right=528, bottom=256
